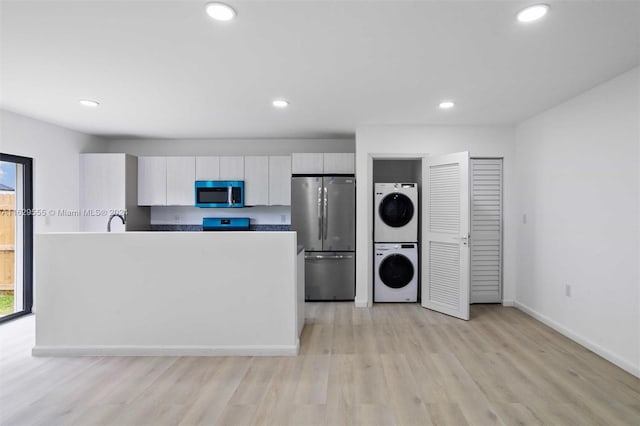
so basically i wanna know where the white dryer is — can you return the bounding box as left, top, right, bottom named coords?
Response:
left=374, top=183, right=418, bottom=242
left=374, top=243, right=418, bottom=302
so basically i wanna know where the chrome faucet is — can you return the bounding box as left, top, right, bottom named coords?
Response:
left=107, top=213, right=126, bottom=232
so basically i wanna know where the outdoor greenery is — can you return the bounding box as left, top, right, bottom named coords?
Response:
left=0, top=294, right=14, bottom=316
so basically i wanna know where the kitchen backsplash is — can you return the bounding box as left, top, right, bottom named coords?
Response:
left=150, top=206, right=291, bottom=225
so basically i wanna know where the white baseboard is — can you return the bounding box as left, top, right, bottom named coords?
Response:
left=514, top=301, right=639, bottom=378
left=32, top=343, right=299, bottom=357
left=355, top=297, right=368, bottom=308
left=501, top=299, right=515, bottom=307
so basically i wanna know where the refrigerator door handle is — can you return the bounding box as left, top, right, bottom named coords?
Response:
left=305, top=254, right=354, bottom=260
left=317, top=186, right=323, bottom=240
left=323, top=187, right=328, bottom=240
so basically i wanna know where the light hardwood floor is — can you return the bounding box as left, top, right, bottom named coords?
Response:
left=1, top=303, right=639, bottom=426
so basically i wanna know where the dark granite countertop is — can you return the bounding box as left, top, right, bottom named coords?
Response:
left=149, top=224, right=291, bottom=232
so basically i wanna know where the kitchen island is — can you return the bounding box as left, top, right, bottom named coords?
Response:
left=33, top=231, right=304, bottom=356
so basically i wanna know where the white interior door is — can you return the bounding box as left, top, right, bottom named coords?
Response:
left=421, top=151, right=470, bottom=320
left=470, top=158, right=503, bottom=303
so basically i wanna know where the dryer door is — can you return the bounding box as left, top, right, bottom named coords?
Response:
left=379, top=254, right=415, bottom=289
left=378, top=193, right=414, bottom=228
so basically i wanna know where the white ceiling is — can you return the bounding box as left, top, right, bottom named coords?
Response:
left=1, top=0, right=639, bottom=139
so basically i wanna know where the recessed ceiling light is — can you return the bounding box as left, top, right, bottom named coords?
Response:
left=205, top=2, right=236, bottom=21
left=272, top=99, right=289, bottom=108
left=79, top=99, right=100, bottom=108
left=439, top=101, right=455, bottom=109
left=517, top=4, right=549, bottom=23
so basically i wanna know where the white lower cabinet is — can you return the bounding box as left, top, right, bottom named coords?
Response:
left=244, top=156, right=269, bottom=206
left=166, top=157, right=195, bottom=205
left=138, top=156, right=166, bottom=206
left=269, top=156, right=291, bottom=205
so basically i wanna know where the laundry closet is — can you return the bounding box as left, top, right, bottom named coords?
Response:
left=372, top=156, right=503, bottom=309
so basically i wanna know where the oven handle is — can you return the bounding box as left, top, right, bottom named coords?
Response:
left=228, top=185, right=233, bottom=205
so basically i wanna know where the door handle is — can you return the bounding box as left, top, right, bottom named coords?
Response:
left=323, top=187, right=328, bottom=240
left=453, top=234, right=470, bottom=245
left=228, top=186, right=233, bottom=205
left=317, top=186, right=323, bottom=240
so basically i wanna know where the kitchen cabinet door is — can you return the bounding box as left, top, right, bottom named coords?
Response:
left=195, top=156, right=220, bottom=180
left=80, top=153, right=126, bottom=231
left=244, top=156, right=269, bottom=206
left=219, top=156, right=244, bottom=180
left=166, top=157, right=195, bottom=205
left=138, top=156, right=166, bottom=206
left=269, top=155, right=291, bottom=205
left=323, top=153, right=355, bottom=174
left=292, top=153, right=323, bottom=174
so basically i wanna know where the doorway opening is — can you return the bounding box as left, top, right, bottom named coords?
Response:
left=0, top=153, right=33, bottom=323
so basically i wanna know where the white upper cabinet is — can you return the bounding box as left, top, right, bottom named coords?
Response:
left=268, top=156, right=291, bottom=205
left=81, top=153, right=149, bottom=232
left=323, top=153, right=355, bottom=174
left=166, top=157, right=195, bottom=206
left=219, top=156, right=244, bottom=180
left=80, top=153, right=126, bottom=231
left=291, top=153, right=354, bottom=174
left=292, top=153, right=324, bottom=174
left=138, top=156, right=166, bottom=206
left=244, top=156, right=269, bottom=206
left=195, top=156, right=220, bottom=180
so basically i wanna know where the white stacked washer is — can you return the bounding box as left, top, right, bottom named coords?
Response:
left=374, top=183, right=418, bottom=243
left=374, top=183, right=419, bottom=302
left=374, top=243, right=418, bottom=302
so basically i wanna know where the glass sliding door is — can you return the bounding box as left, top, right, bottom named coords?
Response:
left=0, top=154, right=33, bottom=323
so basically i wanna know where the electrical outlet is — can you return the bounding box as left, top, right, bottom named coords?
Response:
left=522, top=213, right=528, bottom=224
left=565, top=284, right=571, bottom=297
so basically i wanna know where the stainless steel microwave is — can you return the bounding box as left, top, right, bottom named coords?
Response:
left=195, top=180, right=244, bottom=208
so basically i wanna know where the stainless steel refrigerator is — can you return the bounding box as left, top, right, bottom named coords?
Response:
left=291, top=176, right=355, bottom=301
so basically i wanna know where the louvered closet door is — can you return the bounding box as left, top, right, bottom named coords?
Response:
left=421, top=152, right=470, bottom=320
left=470, top=159, right=502, bottom=303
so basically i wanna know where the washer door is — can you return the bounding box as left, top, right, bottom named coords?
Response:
left=379, top=254, right=415, bottom=289
left=379, top=193, right=414, bottom=228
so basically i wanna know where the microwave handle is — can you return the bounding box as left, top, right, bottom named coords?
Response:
left=228, top=186, right=233, bottom=205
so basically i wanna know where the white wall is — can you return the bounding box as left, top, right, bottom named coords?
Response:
left=514, top=67, right=640, bottom=376
left=355, top=125, right=516, bottom=307
left=107, top=138, right=354, bottom=156
left=0, top=109, right=108, bottom=232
